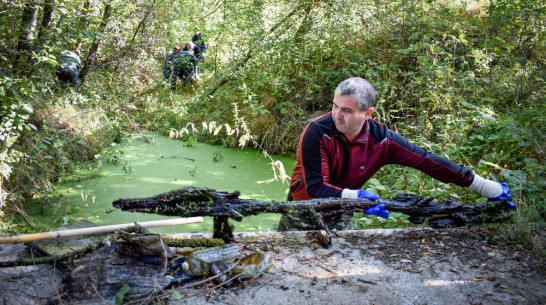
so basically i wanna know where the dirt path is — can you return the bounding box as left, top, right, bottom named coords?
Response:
left=168, top=228, right=544, bottom=305
left=0, top=227, right=544, bottom=304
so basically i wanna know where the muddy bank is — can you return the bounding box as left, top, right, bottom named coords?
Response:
left=1, top=227, right=544, bottom=304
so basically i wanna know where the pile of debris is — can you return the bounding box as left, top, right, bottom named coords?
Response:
left=0, top=221, right=270, bottom=304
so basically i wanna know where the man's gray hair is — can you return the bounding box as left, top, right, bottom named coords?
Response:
left=334, top=77, right=376, bottom=111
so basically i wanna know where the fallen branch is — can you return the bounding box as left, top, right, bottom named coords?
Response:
left=113, top=187, right=515, bottom=245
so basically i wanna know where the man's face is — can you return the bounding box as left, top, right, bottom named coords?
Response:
left=332, top=93, right=371, bottom=140
left=174, top=48, right=181, bottom=54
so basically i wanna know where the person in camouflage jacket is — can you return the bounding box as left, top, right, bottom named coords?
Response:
left=170, top=50, right=198, bottom=90
left=162, top=46, right=180, bottom=88
left=56, top=49, right=81, bottom=89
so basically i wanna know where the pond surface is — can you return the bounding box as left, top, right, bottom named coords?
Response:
left=24, top=134, right=295, bottom=234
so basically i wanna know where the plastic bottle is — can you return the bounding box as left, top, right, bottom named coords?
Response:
left=185, top=243, right=242, bottom=276
left=166, top=255, right=194, bottom=284
left=210, top=262, right=230, bottom=285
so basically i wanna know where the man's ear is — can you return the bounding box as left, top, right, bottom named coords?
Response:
left=365, top=108, right=374, bottom=117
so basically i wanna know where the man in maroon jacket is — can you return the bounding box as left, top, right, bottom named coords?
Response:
left=278, top=77, right=515, bottom=231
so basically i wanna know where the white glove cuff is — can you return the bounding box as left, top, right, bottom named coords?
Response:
left=341, top=189, right=358, bottom=199
left=468, top=174, right=502, bottom=198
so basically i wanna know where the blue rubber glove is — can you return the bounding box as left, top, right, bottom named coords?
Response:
left=357, top=189, right=379, bottom=200
left=357, top=190, right=389, bottom=218
left=364, top=203, right=390, bottom=219
left=355, top=190, right=389, bottom=218
left=488, top=182, right=516, bottom=210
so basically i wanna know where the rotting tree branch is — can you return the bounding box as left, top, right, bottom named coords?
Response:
left=113, top=187, right=515, bottom=246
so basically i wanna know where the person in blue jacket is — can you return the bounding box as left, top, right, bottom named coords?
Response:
left=191, top=27, right=208, bottom=62
left=183, top=42, right=203, bottom=79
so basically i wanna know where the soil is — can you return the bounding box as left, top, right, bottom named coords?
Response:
left=0, top=227, right=544, bottom=305
left=167, top=227, right=545, bottom=305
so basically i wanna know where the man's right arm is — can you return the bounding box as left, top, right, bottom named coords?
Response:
left=300, top=124, right=343, bottom=198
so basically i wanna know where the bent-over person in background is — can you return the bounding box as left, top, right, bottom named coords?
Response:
left=56, top=47, right=81, bottom=92
left=170, top=50, right=198, bottom=90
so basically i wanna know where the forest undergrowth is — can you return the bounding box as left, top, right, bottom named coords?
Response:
left=0, top=0, right=543, bottom=255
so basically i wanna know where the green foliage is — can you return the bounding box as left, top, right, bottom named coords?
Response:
left=127, top=0, right=543, bottom=253
left=171, top=286, right=183, bottom=300
left=0, top=0, right=543, bottom=254
left=0, top=0, right=161, bottom=231
left=115, top=284, right=130, bottom=305
left=353, top=211, right=413, bottom=230
left=185, top=136, right=198, bottom=147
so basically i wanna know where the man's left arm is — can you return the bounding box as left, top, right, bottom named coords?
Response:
left=385, top=130, right=516, bottom=209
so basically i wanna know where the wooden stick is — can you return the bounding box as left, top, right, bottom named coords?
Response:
left=0, top=217, right=203, bottom=244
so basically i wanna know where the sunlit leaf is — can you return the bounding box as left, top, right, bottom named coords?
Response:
left=239, top=135, right=249, bottom=148
left=115, top=284, right=130, bottom=305
left=224, top=124, right=234, bottom=135
left=208, top=121, right=217, bottom=133
left=256, top=178, right=275, bottom=184
left=171, top=287, right=182, bottom=300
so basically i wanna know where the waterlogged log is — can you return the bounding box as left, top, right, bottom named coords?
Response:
left=113, top=187, right=514, bottom=229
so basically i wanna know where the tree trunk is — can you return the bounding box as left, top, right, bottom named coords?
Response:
left=76, top=0, right=91, bottom=35
left=130, top=0, right=158, bottom=43
left=293, top=0, right=318, bottom=45
left=82, top=0, right=159, bottom=75
left=55, top=13, right=65, bottom=29
left=79, top=3, right=112, bottom=82
left=113, top=187, right=515, bottom=246
left=16, top=0, right=40, bottom=56
left=37, top=0, right=54, bottom=41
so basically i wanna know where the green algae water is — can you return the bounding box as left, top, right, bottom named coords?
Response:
left=24, top=134, right=295, bottom=234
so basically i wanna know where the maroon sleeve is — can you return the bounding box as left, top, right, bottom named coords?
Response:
left=300, top=122, right=343, bottom=198
left=385, top=130, right=474, bottom=187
